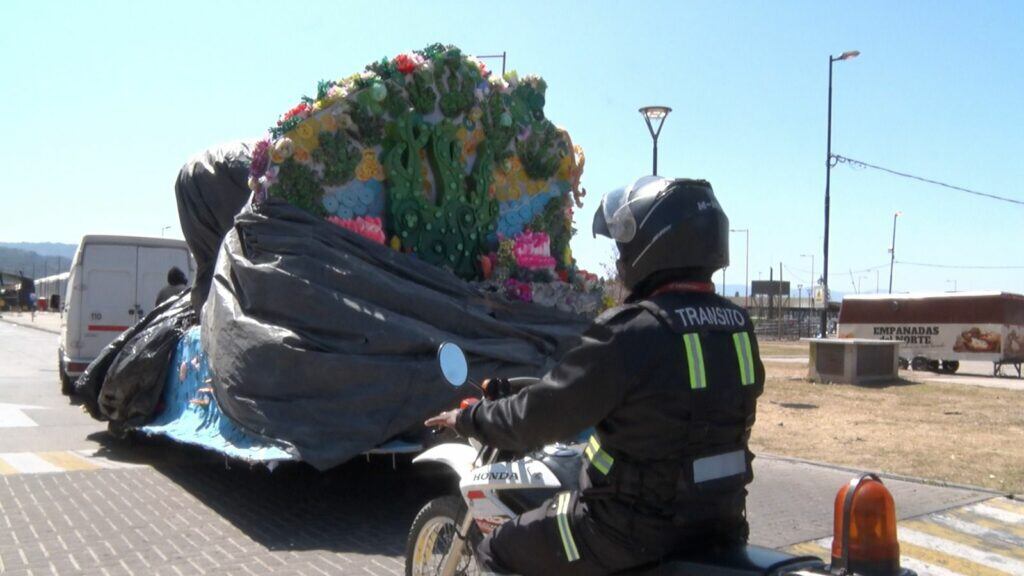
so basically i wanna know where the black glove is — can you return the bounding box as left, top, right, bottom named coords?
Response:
left=483, top=377, right=512, bottom=400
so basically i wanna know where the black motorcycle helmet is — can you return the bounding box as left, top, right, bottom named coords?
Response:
left=593, top=176, right=729, bottom=293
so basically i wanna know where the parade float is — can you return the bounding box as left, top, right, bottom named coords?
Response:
left=78, top=45, right=607, bottom=469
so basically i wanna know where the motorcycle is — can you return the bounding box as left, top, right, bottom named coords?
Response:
left=405, top=342, right=914, bottom=576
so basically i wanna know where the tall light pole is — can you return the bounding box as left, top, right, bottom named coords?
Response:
left=888, top=211, right=901, bottom=294
left=821, top=49, right=860, bottom=338
left=639, top=106, right=672, bottom=175
left=161, top=225, right=172, bottom=237
left=475, top=52, right=507, bottom=76
left=801, top=253, right=815, bottom=310
left=730, top=229, right=749, bottom=307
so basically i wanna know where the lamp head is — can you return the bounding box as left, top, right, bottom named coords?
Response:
left=639, top=105, right=672, bottom=120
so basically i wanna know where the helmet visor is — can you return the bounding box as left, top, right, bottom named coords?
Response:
left=600, top=176, right=671, bottom=243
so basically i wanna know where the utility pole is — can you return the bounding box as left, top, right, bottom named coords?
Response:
left=731, top=229, right=750, bottom=307
left=778, top=261, right=784, bottom=340
left=888, top=211, right=901, bottom=294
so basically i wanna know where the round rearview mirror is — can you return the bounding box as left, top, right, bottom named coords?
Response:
left=437, top=342, right=468, bottom=387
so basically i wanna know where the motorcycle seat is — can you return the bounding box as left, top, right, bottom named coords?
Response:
left=620, top=544, right=826, bottom=575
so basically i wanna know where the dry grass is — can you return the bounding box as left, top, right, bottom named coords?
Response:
left=752, top=359, right=1024, bottom=494
left=757, top=340, right=809, bottom=357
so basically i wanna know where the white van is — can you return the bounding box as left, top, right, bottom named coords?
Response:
left=59, top=235, right=194, bottom=392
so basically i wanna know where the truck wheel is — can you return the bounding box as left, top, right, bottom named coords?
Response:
left=927, top=360, right=941, bottom=372
left=941, top=360, right=960, bottom=374
left=898, top=357, right=910, bottom=370
left=405, top=496, right=476, bottom=576
left=911, top=357, right=930, bottom=371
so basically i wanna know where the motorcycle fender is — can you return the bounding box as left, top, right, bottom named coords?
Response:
left=413, top=443, right=478, bottom=478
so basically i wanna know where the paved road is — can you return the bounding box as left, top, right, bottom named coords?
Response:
left=0, top=320, right=1015, bottom=575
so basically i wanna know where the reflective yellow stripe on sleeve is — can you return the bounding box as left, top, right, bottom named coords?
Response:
left=556, top=491, right=581, bottom=562
left=732, top=331, right=756, bottom=386
left=683, top=333, right=707, bottom=390
left=583, top=435, right=614, bottom=475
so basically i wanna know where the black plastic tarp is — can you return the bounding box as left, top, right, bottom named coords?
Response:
left=76, top=291, right=196, bottom=428
left=173, top=141, right=253, bottom=312
left=202, top=198, right=588, bottom=469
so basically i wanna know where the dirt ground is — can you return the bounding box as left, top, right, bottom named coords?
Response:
left=751, top=341, right=1024, bottom=495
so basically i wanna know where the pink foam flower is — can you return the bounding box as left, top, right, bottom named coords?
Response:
left=249, top=139, right=271, bottom=178
left=328, top=216, right=386, bottom=244
left=513, top=231, right=557, bottom=270
left=504, top=279, right=533, bottom=302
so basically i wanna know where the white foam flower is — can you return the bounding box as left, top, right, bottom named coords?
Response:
left=489, top=76, right=509, bottom=93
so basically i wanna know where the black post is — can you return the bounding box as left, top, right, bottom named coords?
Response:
left=888, top=212, right=898, bottom=293
left=821, top=56, right=834, bottom=339
left=652, top=138, right=658, bottom=175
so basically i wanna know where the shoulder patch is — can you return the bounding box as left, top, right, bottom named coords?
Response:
left=638, top=296, right=749, bottom=333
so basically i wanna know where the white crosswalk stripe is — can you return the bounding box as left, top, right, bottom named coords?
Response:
left=789, top=497, right=1024, bottom=576
left=0, top=450, right=145, bottom=476
left=899, top=527, right=1024, bottom=574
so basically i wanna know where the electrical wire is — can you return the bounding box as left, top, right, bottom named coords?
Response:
left=831, top=155, right=1024, bottom=207
left=896, top=260, right=1024, bottom=270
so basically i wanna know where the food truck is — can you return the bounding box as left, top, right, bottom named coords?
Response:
left=837, top=292, right=1024, bottom=376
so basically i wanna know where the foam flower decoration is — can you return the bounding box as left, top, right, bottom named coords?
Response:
left=328, top=216, right=386, bottom=244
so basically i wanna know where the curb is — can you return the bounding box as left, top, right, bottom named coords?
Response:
left=760, top=452, right=1013, bottom=498
left=0, top=317, right=61, bottom=335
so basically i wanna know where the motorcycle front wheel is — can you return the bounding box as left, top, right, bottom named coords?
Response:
left=405, top=495, right=479, bottom=576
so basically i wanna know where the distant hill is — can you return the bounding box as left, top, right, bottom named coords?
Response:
left=0, top=245, right=74, bottom=279
left=0, top=242, right=77, bottom=259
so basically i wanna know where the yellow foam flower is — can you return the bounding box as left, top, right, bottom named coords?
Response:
left=288, top=118, right=320, bottom=152
left=524, top=178, right=546, bottom=196
left=270, top=138, right=294, bottom=163
left=319, top=113, right=337, bottom=133
left=356, top=149, right=385, bottom=181
left=556, top=154, right=573, bottom=180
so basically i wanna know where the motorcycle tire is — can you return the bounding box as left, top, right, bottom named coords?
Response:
left=405, top=495, right=478, bottom=576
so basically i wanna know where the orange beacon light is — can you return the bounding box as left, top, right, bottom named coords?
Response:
left=831, top=473, right=905, bottom=575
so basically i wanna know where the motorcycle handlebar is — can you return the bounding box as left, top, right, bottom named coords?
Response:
left=506, top=377, right=540, bottom=394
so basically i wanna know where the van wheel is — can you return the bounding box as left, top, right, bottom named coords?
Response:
left=58, top=355, right=74, bottom=396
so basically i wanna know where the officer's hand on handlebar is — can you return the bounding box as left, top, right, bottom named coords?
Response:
left=483, top=377, right=512, bottom=400
left=424, top=409, right=459, bottom=430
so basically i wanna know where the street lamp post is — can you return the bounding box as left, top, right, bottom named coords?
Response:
left=888, top=211, right=901, bottom=293
left=639, top=106, right=672, bottom=175
left=730, top=229, right=749, bottom=307
left=475, top=52, right=507, bottom=76
left=161, top=225, right=172, bottom=237
left=821, top=49, right=860, bottom=338
left=800, top=253, right=815, bottom=310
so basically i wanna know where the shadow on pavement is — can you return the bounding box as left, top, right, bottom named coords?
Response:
left=87, top=431, right=456, bottom=555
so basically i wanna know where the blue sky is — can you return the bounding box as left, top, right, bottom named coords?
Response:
left=2, top=1, right=1021, bottom=295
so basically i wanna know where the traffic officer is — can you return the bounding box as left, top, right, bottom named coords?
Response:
left=426, top=176, right=765, bottom=575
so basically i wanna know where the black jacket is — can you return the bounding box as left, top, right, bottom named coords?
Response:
left=456, top=288, right=764, bottom=544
